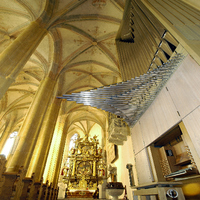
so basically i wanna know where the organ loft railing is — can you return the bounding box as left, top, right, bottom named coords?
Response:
left=62, top=134, right=106, bottom=191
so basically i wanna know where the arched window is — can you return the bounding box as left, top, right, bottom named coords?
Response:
left=1, top=131, right=18, bottom=158
left=65, top=133, right=79, bottom=168
left=69, top=133, right=79, bottom=150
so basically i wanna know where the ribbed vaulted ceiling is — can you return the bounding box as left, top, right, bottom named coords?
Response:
left=0, top=0, right=125, bottom=136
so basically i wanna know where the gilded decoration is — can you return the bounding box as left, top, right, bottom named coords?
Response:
left=62, top=134, right=106, bottom=190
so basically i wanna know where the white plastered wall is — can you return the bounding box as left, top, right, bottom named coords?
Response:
left=114, top=136, right=135, bottom=200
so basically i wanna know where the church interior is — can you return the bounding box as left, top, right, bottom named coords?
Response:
left=0, top=0, right=200, bottom=199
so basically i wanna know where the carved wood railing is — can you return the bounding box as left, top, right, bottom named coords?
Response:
left=20, top=172, right=35, bottom=200
left=0, top=166, right=25, bottom=200
left=0, top=155, right=59, bottom=200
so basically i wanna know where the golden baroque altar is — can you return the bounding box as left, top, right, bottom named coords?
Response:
left=62, top=134, right=106, bottom=192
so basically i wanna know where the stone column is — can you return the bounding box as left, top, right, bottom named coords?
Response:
left=0, top=20, right=47, bottom=99
left=0, top=114, right=16, bottom=153
left=52, top=128, right=67, bottom=187
left=26, top=97, right=62, bottom=181
left=43, top=116, right=67, bottom=184
left=6, top=76, right=57, bottom=173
